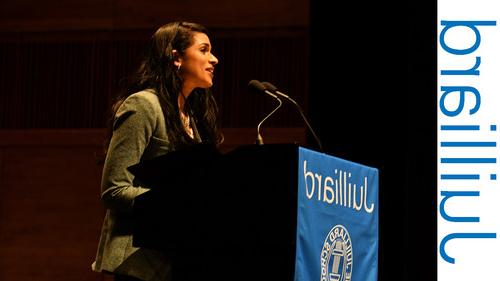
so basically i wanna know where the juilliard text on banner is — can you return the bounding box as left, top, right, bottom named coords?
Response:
left=438, top=1, right=500, bottom=279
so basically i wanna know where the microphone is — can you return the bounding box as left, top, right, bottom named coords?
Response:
left=248, top=80, right=283, bottom=145
left=261, top=81, right=323, bottom=151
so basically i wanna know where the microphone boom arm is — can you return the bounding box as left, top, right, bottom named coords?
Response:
left=256, top=95, right=283, bottom=145
left=262, top=82, right=323, bottom=151
left=280, top=93, right=322, bottom=151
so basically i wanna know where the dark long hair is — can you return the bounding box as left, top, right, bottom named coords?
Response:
left=107, top=22, right=222, bottom=152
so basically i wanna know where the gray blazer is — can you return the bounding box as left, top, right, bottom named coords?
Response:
left=92, top=90, right=173, bottom=281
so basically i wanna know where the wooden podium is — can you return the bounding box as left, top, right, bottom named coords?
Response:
left=130, top=144, right=299, bottom=281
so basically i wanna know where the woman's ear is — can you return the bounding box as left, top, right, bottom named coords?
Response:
left=171, top=50, right=182, bottom=68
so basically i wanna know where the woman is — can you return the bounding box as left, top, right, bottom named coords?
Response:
left=92, top=21, right=221, bottom=281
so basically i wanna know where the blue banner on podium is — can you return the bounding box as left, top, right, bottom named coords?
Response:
left=294, top=147, right=379, bottom=281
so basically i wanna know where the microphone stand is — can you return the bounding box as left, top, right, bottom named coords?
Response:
left=256, top=94, right=282, bottom=145
left=262, top=82, right=323, bottom=151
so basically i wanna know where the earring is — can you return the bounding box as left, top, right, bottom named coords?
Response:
left=177, top=64, right=181, bottom=71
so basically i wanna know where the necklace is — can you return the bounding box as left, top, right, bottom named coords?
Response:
left=181, top=112, right=190, bottom=128
left=180, top=111, right=194, bottom=139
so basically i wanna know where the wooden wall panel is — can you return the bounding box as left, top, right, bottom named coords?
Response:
left=0, top=135, right=105, bottom=281
left=0, top=128, right=305, bottom=281
left=0, top=28, right=309, bottom=129
left=0, top=0, right=309, bottom=32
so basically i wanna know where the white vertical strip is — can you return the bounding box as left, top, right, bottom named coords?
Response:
left=438, top=1, right=500, bottom=280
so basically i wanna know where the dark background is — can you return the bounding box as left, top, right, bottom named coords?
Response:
left=310, top=1, right=437, bottom=280
left=0, top=0, right=437, bottom=280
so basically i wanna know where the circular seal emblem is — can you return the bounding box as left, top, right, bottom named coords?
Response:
left=320, top=225, right=353, bottom=281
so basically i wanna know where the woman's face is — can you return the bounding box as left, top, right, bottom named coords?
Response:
left=178, top=32, right=218, bottom=93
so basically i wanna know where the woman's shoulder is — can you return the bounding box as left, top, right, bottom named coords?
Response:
left=120, top=89, right=161, bottom=112
left=112, top=90, right=163, bottom=125
left=126, top=89, right=159, bottom=105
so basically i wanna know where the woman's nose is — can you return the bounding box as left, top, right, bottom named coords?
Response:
left=210, top=53, right=218, bottom=65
